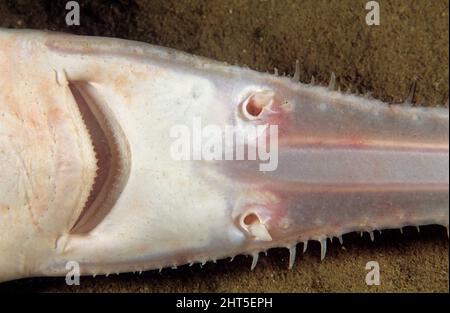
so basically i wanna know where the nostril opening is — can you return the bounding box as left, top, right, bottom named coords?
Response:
left=239, top=210, right=273, bottom=241
left=241, top=90, right=275, bottom=120
left=243, top=212, right=259, bottom=226
left=245, top=98, right=263, bottom=117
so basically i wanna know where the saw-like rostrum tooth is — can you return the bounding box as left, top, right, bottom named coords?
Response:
left=250, top=252, right=259, bottom=270
left=293, top=60, right=300, bottom=82
left=320, top=239, right=327, bottom=261
left=338, top=236, right=344, bottom=245
left=303, top=241, right=308, bottom=253
left=404, top=79, right=417, bottom=105
left=328, top=72, right=336, bottom=90
left=369, top=231, right=375, bottom=242
left=288, top=244, right=297, bottom=269
left=310, top=75, right=315, bottom=85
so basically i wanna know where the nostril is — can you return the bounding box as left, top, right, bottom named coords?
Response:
left=239, top=210, right=273, bottom=242
left=243, top=212, right=259, bottom=226
left=241, top=90, right=275, bottom=120
left=245, top=98, right=263, bottom=117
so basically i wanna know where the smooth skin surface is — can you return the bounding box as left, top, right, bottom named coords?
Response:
left=0, top=0, right=448, bottom=292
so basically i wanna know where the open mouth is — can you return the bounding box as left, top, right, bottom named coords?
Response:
left=68, top=81, right=131, bottom=234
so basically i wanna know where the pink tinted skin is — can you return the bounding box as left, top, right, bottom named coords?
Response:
left=37, top=32, right=450, bottom=275
left=204, top=76, right=448, bottom=260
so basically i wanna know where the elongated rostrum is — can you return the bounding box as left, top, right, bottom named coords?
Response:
left=0, top=29, right=448, bottom=282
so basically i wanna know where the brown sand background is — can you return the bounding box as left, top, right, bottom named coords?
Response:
left=0, top=0, right=448, bottom=292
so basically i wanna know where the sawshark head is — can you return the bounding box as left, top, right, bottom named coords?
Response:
left=0, top=29, right=448, bottom=281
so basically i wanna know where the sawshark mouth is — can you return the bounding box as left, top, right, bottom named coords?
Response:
left=68, top=81, right=131, bottom=234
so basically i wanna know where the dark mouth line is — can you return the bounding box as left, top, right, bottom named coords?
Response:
left=68, top=81, right=131, bottom=234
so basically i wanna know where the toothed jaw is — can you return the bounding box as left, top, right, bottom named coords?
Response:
left=40, top=71, right=240, bottom=276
